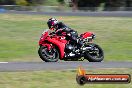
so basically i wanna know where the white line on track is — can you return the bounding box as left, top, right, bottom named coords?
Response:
left=0, top=62, right=8, bottom=63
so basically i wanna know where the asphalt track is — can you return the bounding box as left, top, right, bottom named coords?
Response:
left=5, top=11, right=132, bottom=17
left=0, top=62, right=132, bottom=71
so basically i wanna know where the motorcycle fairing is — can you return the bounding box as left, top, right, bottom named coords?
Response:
left=39, top=31, right=49, bottom=45
left=81, top=32, right=94, bottom=39
left=46, top=37, right=67, bottom=59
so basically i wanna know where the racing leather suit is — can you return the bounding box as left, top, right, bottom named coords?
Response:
left=55, top=22, right=82, bottom=47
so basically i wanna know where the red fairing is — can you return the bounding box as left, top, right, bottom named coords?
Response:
left=81, top=32, right=94, bottom=39
left=47, top=37, right=67, bottom=59
left=39, top=30, right=67, bottom=59
left=39, top=31, right=48, bottom=45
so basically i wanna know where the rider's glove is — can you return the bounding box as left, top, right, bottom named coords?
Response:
left=67, top=33, right=71, bottom=36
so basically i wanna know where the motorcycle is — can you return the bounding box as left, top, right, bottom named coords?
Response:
left=38, top=29, right=104, bottom=62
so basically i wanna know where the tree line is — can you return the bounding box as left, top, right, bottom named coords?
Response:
left=0, top=0, right=132, bottom=11
left=72, top=0, right=132, bottom=11
left=0, top=0, right=46, bottom=5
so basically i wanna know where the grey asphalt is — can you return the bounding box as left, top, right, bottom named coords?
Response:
left=5, top=11, right=132, bottom=17
left=0, top=62, right=132, bottom=72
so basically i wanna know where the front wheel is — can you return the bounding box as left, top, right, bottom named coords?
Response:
left=84, top=43, right=104, bottom=62
left=38, top=46, right=59, bottom=62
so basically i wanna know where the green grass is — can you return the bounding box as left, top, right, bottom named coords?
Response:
left=0, top=69, right=131, bottom=88
left=0, top=13, right=132, bottom=61
left=43, top=0, right=60, bottom=6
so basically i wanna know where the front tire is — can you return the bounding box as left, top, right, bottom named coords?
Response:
left=38, top=46, right=59, bottom=62
left=84, top=43, right=104, bottom=62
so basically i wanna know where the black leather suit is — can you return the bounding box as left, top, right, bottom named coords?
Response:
left=55, top=22, right=82, bottom=47
left=56, top=22, right=77, bottom=41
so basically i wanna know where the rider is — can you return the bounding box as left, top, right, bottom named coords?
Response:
left=47, top=18, right=83, bottom=48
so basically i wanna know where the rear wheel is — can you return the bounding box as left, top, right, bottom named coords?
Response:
left=84, top=43, right=104, bottom=62
left=38, top=46, right=59, bottom=62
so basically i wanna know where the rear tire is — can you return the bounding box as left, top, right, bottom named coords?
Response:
left=84, top=43, right=104, bottom=62
left=38, top=46, right=59, bottom=62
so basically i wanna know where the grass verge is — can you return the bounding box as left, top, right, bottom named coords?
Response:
left=0, top=68, right=131, bottom=88
left=0, top=13, right=132, bottom=61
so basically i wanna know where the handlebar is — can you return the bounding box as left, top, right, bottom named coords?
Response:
left=49, top=34, right=65, bottom=40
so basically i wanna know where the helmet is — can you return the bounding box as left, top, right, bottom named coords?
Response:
left=47, top=18, right=59, bottom=30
